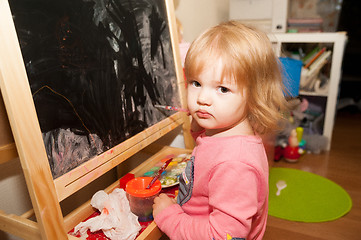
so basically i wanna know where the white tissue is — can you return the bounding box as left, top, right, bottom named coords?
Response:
left=74, top=188, right=141, bottom=240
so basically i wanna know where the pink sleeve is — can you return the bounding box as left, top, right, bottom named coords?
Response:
left=155, top=162, right=262, bottom=240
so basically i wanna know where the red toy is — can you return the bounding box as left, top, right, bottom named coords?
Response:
left=274, top=128, right=304, bottom=163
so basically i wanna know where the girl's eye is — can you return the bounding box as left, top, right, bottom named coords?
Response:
left=218, top=86, right=230, bottom=94
left=191, top=81, right=201, bottom=87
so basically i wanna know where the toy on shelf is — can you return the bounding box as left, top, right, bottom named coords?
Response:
left=275, top=96, right=329, bottom=160
left=296, top=127, right=306, bottom=151
left=303, top=134, right=328, bottom=154
left=275, top=127, right=305, bottom=163
left=283, top=129, right=303, bottom=162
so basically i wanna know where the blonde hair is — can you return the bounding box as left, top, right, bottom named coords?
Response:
left=184, top=20, right=289, bottom=134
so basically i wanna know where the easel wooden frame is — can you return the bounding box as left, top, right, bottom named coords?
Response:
left=0, top=0, right=193, bottom=239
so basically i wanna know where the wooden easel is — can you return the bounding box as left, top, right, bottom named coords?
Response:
left=0, top=0, right=193, bottom=239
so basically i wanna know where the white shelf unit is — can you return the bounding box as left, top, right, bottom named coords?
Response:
left=268, top=32, right=348, bottom=150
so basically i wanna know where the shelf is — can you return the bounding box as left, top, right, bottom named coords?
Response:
left=300, top=90, right=328, bottom=97
left=268, top=32, right=347, bottom=43
left=269, top=32, right=348, bottom=150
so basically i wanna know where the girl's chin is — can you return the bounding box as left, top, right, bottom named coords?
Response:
left=197, top=123, right=222, bottom=132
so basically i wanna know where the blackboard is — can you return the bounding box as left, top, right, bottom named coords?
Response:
left=9, top=0, right=181, bottom=178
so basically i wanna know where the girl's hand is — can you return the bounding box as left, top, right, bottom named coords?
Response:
left=153, top=193, right=176, bottom=218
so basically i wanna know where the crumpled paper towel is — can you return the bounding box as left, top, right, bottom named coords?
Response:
left=73, top=188, right=141, bottom=240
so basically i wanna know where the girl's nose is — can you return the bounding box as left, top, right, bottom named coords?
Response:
left=197, top=89, right=211, bottom=106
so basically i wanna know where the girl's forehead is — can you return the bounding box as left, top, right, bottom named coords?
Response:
left=187, top=50, right=245, bottom=87
left=199, top=61, right=238, bottom=84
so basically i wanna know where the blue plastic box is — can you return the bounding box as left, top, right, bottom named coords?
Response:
left=279, top=57, right=303, bottom=97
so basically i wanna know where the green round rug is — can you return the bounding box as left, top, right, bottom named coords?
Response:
left=269, top=167, right=352, bottom=222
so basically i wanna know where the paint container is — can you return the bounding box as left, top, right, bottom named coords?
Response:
left=125, top=177, right=162, bottom=222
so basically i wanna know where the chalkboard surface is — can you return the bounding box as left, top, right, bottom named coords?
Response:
left=10, top=0, right=180, bottom=178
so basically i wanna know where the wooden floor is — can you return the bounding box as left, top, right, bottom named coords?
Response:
left=264, top=110, right=361, bottom=240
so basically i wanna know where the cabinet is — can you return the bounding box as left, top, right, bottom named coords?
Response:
left=268, top=32, right=347, bottom=150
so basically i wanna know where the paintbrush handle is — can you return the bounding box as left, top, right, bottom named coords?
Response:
left=146, top=158, right=172, bottom=189
left=165, top=106, right=189, bottom=112
left=155, top=105, right=189, bottom=113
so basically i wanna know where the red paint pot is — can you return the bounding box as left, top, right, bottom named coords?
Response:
left=125, top=177, right=161, bottom=222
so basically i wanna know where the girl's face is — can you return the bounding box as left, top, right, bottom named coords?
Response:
left=187, top=60, right=251, bottom=137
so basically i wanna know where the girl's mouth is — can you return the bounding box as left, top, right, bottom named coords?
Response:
left=196, top=110, right=212, bottom=119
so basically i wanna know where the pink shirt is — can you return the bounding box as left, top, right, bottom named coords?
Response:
left=155, top=131, right=269, bottom=240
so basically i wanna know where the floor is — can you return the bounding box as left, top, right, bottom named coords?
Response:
left=264, top=110, right=361, bottom=240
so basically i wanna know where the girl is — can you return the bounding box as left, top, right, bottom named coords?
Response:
left=153, top=20, right=289, bottom=240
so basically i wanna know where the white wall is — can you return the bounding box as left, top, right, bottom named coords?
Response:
left=174, top=0, right=230, bottom=43
left=0, top=158, right=32, bottom=240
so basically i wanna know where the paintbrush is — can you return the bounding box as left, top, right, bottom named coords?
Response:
left=154, top=104, right=189, bottom=113
left=146, top=158, right=173, bottom=189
